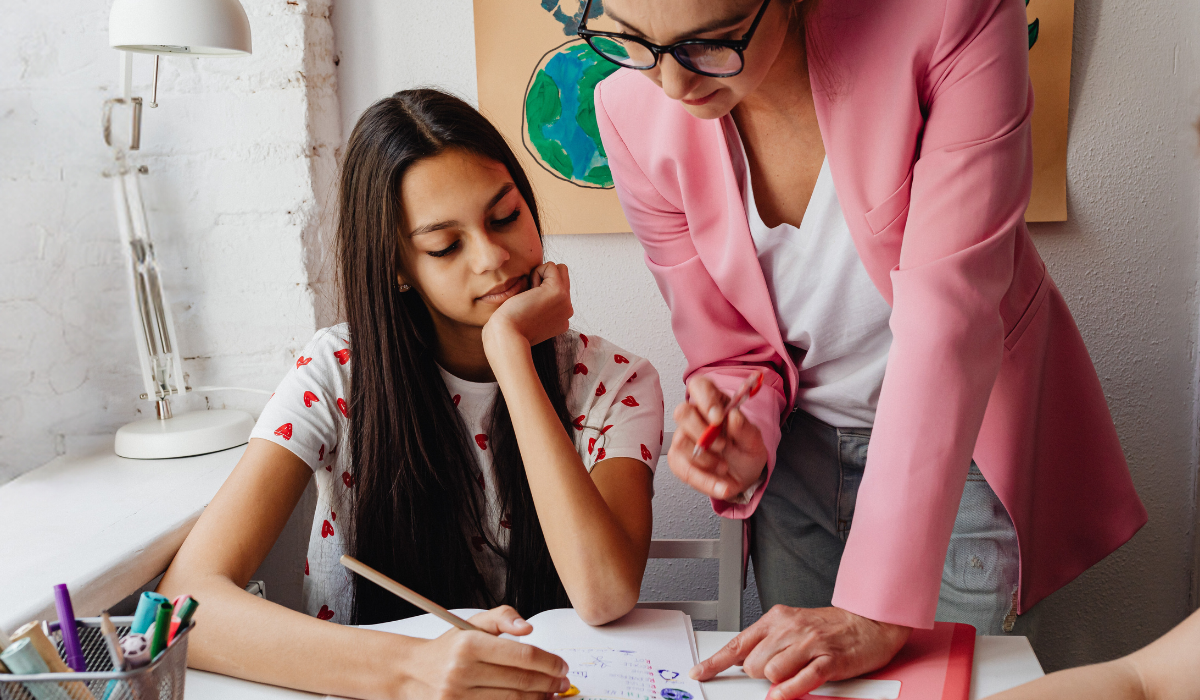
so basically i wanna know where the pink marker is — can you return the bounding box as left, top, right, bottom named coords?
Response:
left=692, top=371, right=764, bottom=459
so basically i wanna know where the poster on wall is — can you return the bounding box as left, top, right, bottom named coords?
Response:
left=1025, top=0, right=1074, bottom=222
left=473, top=0, right=1074, bottom=232
left=473, top=1, right=629, bottom=235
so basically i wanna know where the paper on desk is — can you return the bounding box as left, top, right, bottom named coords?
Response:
left=360, top=608, right=705, bottom=700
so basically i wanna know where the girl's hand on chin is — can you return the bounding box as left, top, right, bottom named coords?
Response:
left=483, top=262, right=573, bottom=349
left=396, top=605, right=570, bottom=700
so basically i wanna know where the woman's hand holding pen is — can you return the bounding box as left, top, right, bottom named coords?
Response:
left=668, top=374, right=769, bottom=501
left=397, top=606, right=570, bottom=700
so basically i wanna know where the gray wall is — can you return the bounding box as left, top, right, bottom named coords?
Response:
left=1015, top=0, right=1200, bottom=669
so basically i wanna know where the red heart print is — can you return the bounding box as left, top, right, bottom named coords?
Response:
left=325, top=464, right=332, bottom=472
left=316, top=605, right=334, bottom=621
left=334, top=349, right=351, bottom=365
left=574, top=363, right=588, bottom=375
left=321, top=519, right=334, bottom=538
left=296, top=356, right=312, bottom=368
left=580, top=333, right=589, bottom=347
left=614, top=354, right=630, bottom=364
left=596, top=447, right=606, bottom=461
left=337, top=398, right=348, bottom=417
left=274, top=423, right=293, bottom=440
left=600, top=424, right=613, bottom=435
left=621, top=395, right=639, bottom=407
left=452, top=394, right=461, bottom=407
left=477, top=474, right=485, bottom=489
left=342, top=471, right=354, bottom=488
left=641, top=444, right=652, bottom=461
left=303, top=390, right=320, bottom=407
left=475, top=434, right=488, bottom=451
left=270, top=392, right=274, bottom=399
left=331, top=510, right=336, bottom=521
left=500, top=518, right=511, bottom=530
left=573, top=415, right=585, bottom=430
left=319, top=444, right=325, bottom=461
left=471, top=536, right=486, bottom=552
left=305, top=558, right=309, bottom=576
left=595, top=381, right=606, bottom=397
left=588, top=437, right=596, bottom=454
left=659, top=430, right=663, bottom=445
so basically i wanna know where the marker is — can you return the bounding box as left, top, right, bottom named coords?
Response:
left=53, top=584, right=86, bottom=672
left=119, top=634, right=150, bottom=669
left=130, top=592, right=170, bottom=635
left=10, top=623, right=96, bottom=700
left=167, top=595, right=199, bottom=644
left=148, top=601, right=173, bottom=659
left=0, top=638, right=72, bottom=700
left=692, top=371, right=764, bottom=459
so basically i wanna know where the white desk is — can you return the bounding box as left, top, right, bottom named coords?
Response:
left=186, top=631, right=1045, bottom=700
left=0, top=439, right=244, bottom=632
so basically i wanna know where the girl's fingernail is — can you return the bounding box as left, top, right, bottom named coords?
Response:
left=708, top=407, right=722, bottom=423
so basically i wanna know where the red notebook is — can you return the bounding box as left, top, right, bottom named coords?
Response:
left=798, top=622, right=975, bottom=700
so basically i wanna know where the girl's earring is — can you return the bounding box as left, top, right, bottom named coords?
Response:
left=399, top=283, right=411, bottom=291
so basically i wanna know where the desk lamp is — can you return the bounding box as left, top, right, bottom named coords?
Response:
left=105, top=0, right=257, bottom=459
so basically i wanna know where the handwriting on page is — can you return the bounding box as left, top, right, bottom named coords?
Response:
left=554, top=649, right=693, bottom=700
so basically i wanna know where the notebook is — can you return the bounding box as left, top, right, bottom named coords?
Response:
left=801, top=622, right=975, bottom=700
left=357, top=608, right=707, bottom=700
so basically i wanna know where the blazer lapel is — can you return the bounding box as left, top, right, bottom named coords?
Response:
left=683, top=114, right=798, bottom=395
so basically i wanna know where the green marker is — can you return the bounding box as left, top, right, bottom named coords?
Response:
left=148, top=601, right=173, bottom=659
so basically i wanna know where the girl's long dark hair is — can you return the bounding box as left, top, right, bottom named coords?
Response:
left=338, top=89, right=573, bottom=624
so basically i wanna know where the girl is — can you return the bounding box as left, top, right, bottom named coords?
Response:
left=158, top=88, right=665, bottom=700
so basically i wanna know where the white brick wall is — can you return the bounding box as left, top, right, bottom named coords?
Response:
left=0, top=1, right=340, bottom=483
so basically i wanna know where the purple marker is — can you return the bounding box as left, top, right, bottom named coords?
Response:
left=53, top=583, right=86, bottom=672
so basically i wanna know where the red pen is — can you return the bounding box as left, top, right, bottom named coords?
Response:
left=692, top=371, right=764, bottom=459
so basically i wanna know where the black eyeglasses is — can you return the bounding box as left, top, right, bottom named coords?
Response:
left=577, top=0, right=772, bottom=78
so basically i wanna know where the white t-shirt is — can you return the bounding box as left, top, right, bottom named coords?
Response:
left=250, top=324, right=665, bottom=624
left=725, top=121, right=893, bottom=428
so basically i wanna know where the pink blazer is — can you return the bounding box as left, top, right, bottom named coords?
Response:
left=595, top=0, right=1146, bottom=628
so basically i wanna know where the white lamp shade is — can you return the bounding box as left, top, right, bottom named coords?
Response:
left=110, top=0, right=252, bottom=55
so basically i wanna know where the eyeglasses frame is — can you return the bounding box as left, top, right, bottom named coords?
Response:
left=576, top=0, right=773, bottom=78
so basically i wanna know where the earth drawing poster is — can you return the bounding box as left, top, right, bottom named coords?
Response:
left=473, top=0, right=630, bottom=235
left=473, top=1, right=1074, bottom=231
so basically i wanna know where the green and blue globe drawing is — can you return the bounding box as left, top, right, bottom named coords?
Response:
left=523, top=38, right=625, bottom=189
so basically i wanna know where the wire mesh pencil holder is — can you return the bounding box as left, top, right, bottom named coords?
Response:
left=0, top=616, right=192, bottom=700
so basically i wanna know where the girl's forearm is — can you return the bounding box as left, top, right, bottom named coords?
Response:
left=159, top=571, right=418, bottom=699
left=485, top=332, right=648, bottom=624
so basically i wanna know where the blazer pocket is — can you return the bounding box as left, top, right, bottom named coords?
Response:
left=863, top=170, right=914, bottom=236
left=1003, top=268, right=1051, bottom=351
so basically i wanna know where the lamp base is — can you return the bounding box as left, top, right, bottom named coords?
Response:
left=115, top=409, right=254, bottom=459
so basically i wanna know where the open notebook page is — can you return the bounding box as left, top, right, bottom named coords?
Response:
left=358, top=608, right=705, bottom=700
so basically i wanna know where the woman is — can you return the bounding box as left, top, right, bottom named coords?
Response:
left=582, top=0, right=1146, bottom=697
left=158, top=89, right=664, bottom=699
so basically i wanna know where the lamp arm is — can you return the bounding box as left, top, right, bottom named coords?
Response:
left=110, top=153, right=186, bottom=408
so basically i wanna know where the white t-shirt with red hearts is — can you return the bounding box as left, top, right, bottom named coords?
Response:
left=250, top=324, right=665, bottom=624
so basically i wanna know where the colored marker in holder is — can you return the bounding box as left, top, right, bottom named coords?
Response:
left=130, top=592, right=170, bottom=635
left=148, top=601, right=173, bottom=659
left=53, top=584, right=86, bottom=672
left=0, top=638, right=72, bottom=700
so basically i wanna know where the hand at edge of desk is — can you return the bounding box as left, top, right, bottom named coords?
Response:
left=689, top=606, right=911, bottom=700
